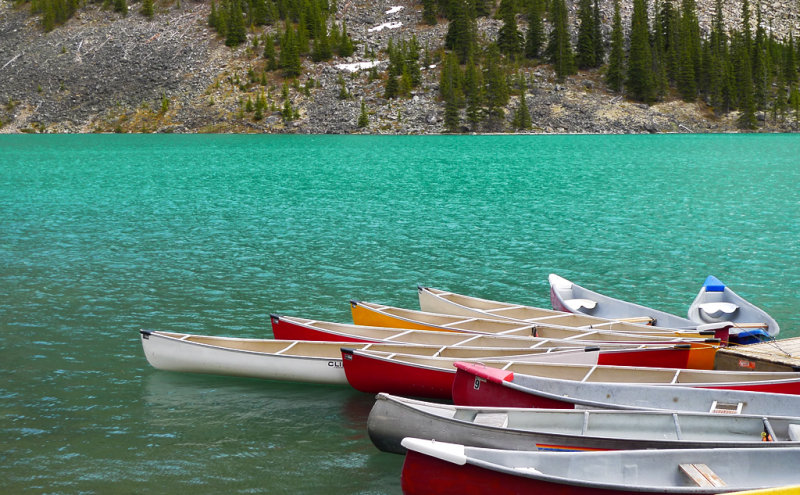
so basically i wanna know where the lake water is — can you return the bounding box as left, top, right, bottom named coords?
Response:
left=2, top=134, right=799, bottom=494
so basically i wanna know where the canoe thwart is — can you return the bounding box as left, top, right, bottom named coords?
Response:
left=615, top=316, right=656, bottom=325
left=679, top=463, right=727, bottom=488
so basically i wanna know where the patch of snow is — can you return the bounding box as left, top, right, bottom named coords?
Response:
left=368, top=22, right=402, bottom=32
left=335, top=61, right=382, bottom=72
left=385, top=6, right=403, bottom=14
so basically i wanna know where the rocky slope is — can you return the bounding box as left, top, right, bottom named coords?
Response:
left=0, top=0, right=798, bottom=134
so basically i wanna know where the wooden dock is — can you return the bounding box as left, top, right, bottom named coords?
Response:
left=715, top=336, right=800, bottom=372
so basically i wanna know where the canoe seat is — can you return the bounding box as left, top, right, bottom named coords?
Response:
left=564, top=298, right=597, bottom=312
left=473, top=413, right=509, bottom=428
left=789, top=424, right=800, bottom=441
left=697, top=302, right=739, bottom=319
left=679, top=463, right=726, bottom=488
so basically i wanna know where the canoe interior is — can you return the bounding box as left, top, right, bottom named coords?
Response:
left=448, top=407, right=799, bottom=442
left=459, top=445, right=800, bottom=488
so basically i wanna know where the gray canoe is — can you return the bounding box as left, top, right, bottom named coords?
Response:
left=688, top=275, right=779, bottom=338
left=456, top=362, right=800, bottom=416
left=549, top=273, right=699, bottom=329
left=401, top=438, right=800, bottom=494
left=369, top=393, right=800, bottom=454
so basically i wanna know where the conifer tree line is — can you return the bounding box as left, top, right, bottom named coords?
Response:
left=19, top=0, right=800, bottom=130
left=434, top=0, right=800, bottom=129
left=429, top=0, right=800, bottom=130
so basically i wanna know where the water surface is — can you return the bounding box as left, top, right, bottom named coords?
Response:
left=2, top=134, right=798, bottom=494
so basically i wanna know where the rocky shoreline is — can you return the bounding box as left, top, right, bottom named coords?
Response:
left=0, top=0, right=798, bottom=134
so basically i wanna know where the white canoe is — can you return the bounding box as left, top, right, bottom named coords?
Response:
left=141, top=329, right=676, bottom=385
left=141, top=330, right=623, bottom=385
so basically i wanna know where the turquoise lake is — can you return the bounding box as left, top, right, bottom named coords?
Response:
left=1, top=134, right=799, bottom=494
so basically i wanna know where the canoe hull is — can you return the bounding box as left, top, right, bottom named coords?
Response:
left=140, top=330, right=348, bottom=385
left=549, top=273, right=698, bottom=330
left=342, top=348, right=454, bottom=399
left=401, top=440, right=800, bottom=494
left=688, top=276, right=779, bottom=338
left=402, top=450, right=623, bottom=495
left=369, top=394, right=800, bottom=455
left=452, top=364, right=565, bottom=408
left=452, top=362, right=800, bottom=415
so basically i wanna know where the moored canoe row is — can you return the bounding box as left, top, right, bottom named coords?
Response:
left=138, top=279, right=794, bottom=494
left=139, top=329, right=800, bottom=397
left=270, top=314, right=721, bottom=370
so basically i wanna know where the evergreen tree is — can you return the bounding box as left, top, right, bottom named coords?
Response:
left=42, top=0, right=56, bottom=31
left=209, top=0, right=229, bottom=37
left=384, top=72, right=399, bottom=99
left=405, top=37, right=423, bottom=88
left=463, top=55, right=484, bottom=130
left=707, top=0, right=731, bottom=113
left=546, top=0, right=575, bottom=81
left=444, top=94, right=461, bottom=131
left=251, top=0, right=268, bottom=25
left=440, top=52, right=463, bottom=131
left=114, top=0, right=128, bottom=16
left=296, top=11, right=310, bottom=54
left=338, top=22, right=354, bottom=57
left=312, top=26, right=332, bottom=61
left=264, top=33, right=278, bottom=70
left=358, top=99, right=369, bottom=128
left=141, top=0, right=154, bottom=19
left=676, top=0, right=701, bottom=101
left=422, top=0, right=438, bottom=24
left=439, top=51, right=462, bottom=103
left=472, top=0, right=491, bottom=17
left=626, top=0, right=655, bottom=103
left=658, top=0, right=679, bottom=83
left=605, top=0, right=625, bottom=92
left=279, top=23, right=302, bottom=77
left=789, top=84, right=800, bottom=121
left=497, top=6, right=524, bottom=57
left=752, top=1, right=769, bottom=111
left=524, top=0, right=544, bottom=59
left=496, top=0, right=518, bottom=18
left=576, top=0, right=596, bottom=69
left=445, top=0, right=477, bottom=63
left=483, top=43, right=509, bottom=129
left=592, top=0, right=604, bottom=65
left=226, top=0, right=247, bottom=47
left=512, top=94, right=532, bottom=129
left=735, top=0, right=757, bottom=127
left=784, top=33, right=798, bottom=87
left=651, top=0, right=669, bottom=98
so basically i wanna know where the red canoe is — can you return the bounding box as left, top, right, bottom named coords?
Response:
left=271, top=315, right=719, bottom=371
left=451, top=362, right=800, bottom=415
left=342, top=344, right=717, bottom=399
left=400, top=438, right=800, bottom=495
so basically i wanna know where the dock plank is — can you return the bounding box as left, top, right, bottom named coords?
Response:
left=715, top=336, right=800, bottom=372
